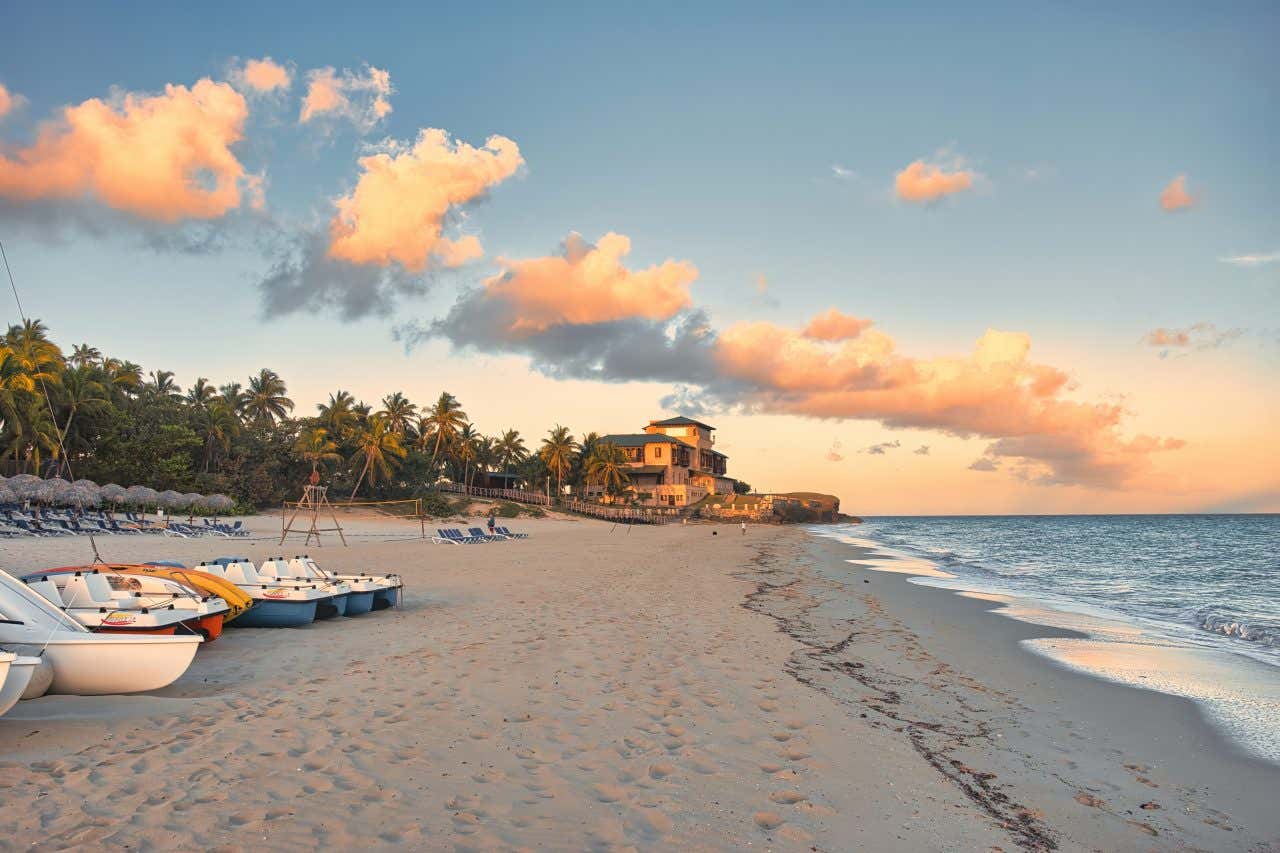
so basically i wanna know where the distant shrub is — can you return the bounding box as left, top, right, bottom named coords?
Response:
left=419, top=492, right=456, bottom=517
left=496, top=502, right=522, bottom=518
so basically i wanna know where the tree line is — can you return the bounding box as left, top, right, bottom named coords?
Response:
left=0, top=320, right=645, bottom=507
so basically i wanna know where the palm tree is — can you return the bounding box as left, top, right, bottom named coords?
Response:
left=317, top=390, right=358, bottom=439
left=471, top=434, right=497, bottom=488
left=424, top=392, right=467, bottom=466
left=584, top=441, right=630, bottom=499
left=378, top=392, right=417, bottom=436
left=348, top=415, right=406, bottom=499
left=245, top=368, right=294, bottom=425
left=69, top=344, right=102, bottom=368
left=218, top=381, right=247, bottom=418
left=294, top=426, right=342, bottom=475
left=539, top=425, right=578, bottom=499
left=145, top=369, right=181, bottom=400
left=55, top=366, right=109, bottom=474
left=453, top=423, right=479, bottom=486
left=496, top=429, right=527, bottom=477
left=185, top=377, right=217, bottom=408
left=197, top=399, right=241, bottom=472
left=102, top=359, right=143, bottom=398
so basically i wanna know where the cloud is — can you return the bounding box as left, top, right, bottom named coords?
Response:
left=831, top=164, right=856, bottom=180
left=1144, top=323, right=1242, bottom=357
left=826, top=439, right=844, bottom=462
left=802, top=308, right=873, bottom=342
left=0, top=83, right=24, bottom=119
left=968, top=457, right=1000, bottom=472
left=327, top=128, right=522, bottom=272
left=429, top=231, right=696, bottom=338
left=914, top=445, right=930, bottom=455
left=755, top=274, right=769, bottom=295
left=895, top=159, right=975, bottom=203
left=862, top=440, right=901, bottom=455
left=1159, top=175, right=1195, bottom=212
left=0, top=78, right=251, bottom=222
left=233, top=57, right=292, bottom=94
left=257, top=228, right=425, bottom=320
left=299, top=65, right=393, bottom=131
left=422, top=288, right=1181, bottom=488
left=1219, top=250, right=1279, bottom=268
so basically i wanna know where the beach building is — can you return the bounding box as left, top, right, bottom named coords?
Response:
left=598, top=416, right=736, bottom=507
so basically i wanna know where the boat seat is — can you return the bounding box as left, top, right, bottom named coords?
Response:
left=196, top=562, right=227, bottom=578
left=26, top=577, right=65, bottom=608
left=257, top=559, right=298, bottom=580
left=288, top=557, right=326, bottom=579
left=59, top=574, right=112, bottom=607
left=224, top=562, right=263, bottom=585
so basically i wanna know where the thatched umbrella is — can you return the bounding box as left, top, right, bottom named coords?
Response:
left=181, top=492, right=204, bottom=522
left=101, top=483, right=126, bottom=504
left=207, top=494, right=235, bottom=520
left=9, top=474, right=42, bottom=501
left=72, top=480, right=102, bottom=507
left=125, top=485, right=157, bottom=510
left=36, top=477, right=72, bottom=505
left=157, top=490, right=185, bottom=509
left=0, top=483, right=16, bottom=505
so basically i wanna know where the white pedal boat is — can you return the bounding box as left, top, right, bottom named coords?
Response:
left=195, top=559, right=332, bottom=628
left=286, top=555, right=402, bottom=612
left=0, top=569, right=201, bottom=696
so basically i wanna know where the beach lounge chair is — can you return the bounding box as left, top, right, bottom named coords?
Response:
left=496, top=526, right=528, bottom=539
left=443, top=528, right=488, bottom=544
left=432, top=528, right=462, bottom=544
left=468, top=527, right=504, bottom=542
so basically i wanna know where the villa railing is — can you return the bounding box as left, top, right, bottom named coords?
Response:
left=433, top=482, right=680, bottom=524
left=435, top=482, right=551, bottom=506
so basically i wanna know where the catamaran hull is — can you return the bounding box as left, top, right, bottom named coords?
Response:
left=372, top=585, right=401, bottom=610
left=0, top=656, right=37, bottom=715
left=94, top=624, right=179, bottom=636
left=316, top=593, right=347, bottom=619
left=5, top=636, right=201, bottom=695
left=344, top=590, right=376, bottom=615
left=230, top=599, right=317, bottom=628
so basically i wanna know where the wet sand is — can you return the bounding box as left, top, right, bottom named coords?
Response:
left=0, top=517, right=1276, bottom=850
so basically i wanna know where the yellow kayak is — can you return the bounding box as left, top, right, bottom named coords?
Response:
left=108, top=564, right=254, bottom=622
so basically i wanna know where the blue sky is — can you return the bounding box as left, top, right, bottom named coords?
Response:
left=1, top=1, right=1276, bottom=511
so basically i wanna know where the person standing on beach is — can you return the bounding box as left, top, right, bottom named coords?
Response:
left=740, top=520, right=747, bottom=535
left=487, top=512, right=497, bottom=535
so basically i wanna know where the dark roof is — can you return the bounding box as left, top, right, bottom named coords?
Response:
left=647, top=416, right=715, bottom=431
left=601, top=433, right=681, bottom=448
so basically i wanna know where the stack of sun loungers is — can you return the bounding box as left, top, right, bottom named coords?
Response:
left=0, top=506, right=251, bottom=538
left=431, top=526, right=528, bottom=544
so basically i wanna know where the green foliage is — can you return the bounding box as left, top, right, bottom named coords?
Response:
left=419, top=492, right=457, bottom=517
left=733, top=480, right=752, bottom=494
left=495, top=501, right=522, bottom=518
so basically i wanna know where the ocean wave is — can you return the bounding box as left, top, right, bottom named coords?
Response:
left=1196, top=613, right=1279, bottom=647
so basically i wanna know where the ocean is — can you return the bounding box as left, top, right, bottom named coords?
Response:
left=814, top=514, right=1280, bottom=763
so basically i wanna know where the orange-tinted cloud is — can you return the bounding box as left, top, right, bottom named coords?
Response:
left=714, top=317, right=1180, bottom=487
left=802, top=308, right=873, bottom=341
left=327, top=128, right=522, bottom=271
left=0, top=83, right=21, bottom=119
left=1144, top=322, right=1241, bottom=356
left=895, top=159, right=974, bottom=202
left=478, top=232, right=697, bottom=334
left=0, top=78, right=249, bottom=222
left=236, top=57, right=292, bottom=93
left=300, top=65, right=392, bottom=130
left=1159, top=175, right=1195, bottom=212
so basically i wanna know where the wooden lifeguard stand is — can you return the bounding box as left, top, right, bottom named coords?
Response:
left=280, top=472, right=347, bottom=547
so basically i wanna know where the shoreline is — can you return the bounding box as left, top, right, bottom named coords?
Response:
left=741, top=528, right=1280, bottom=849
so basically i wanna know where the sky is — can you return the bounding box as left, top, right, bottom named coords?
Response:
left=0, top=1, right=1276, bottom=514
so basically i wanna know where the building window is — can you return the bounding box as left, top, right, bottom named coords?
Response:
left=654, top=446, right=663, bottom=459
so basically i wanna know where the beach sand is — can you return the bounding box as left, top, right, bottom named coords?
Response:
left=1, top=516, right=1276, bottom=850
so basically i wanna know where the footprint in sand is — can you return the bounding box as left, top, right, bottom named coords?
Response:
left=592, top=783, right=628, bottom=803
left=769, top=790, right=807, bottom=805
left=753, top=811, right=785, bottom=830
left=648, top=763, right=676, bottom=780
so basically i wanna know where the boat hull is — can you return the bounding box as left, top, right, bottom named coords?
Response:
left=94, top=624, right=178, bottom=636
left=230, top=599, right=317, bottom=628
left=316, top=593, right=348, bottom=619
left=0, top=656, right=36, bottom=715
left=5, top=635, right=201, bottom=695
left=372, top=585, right=401, bottom=610
left=344, top=590, right=376, bottom=615
left=186, top=613, right=224, bottom=641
